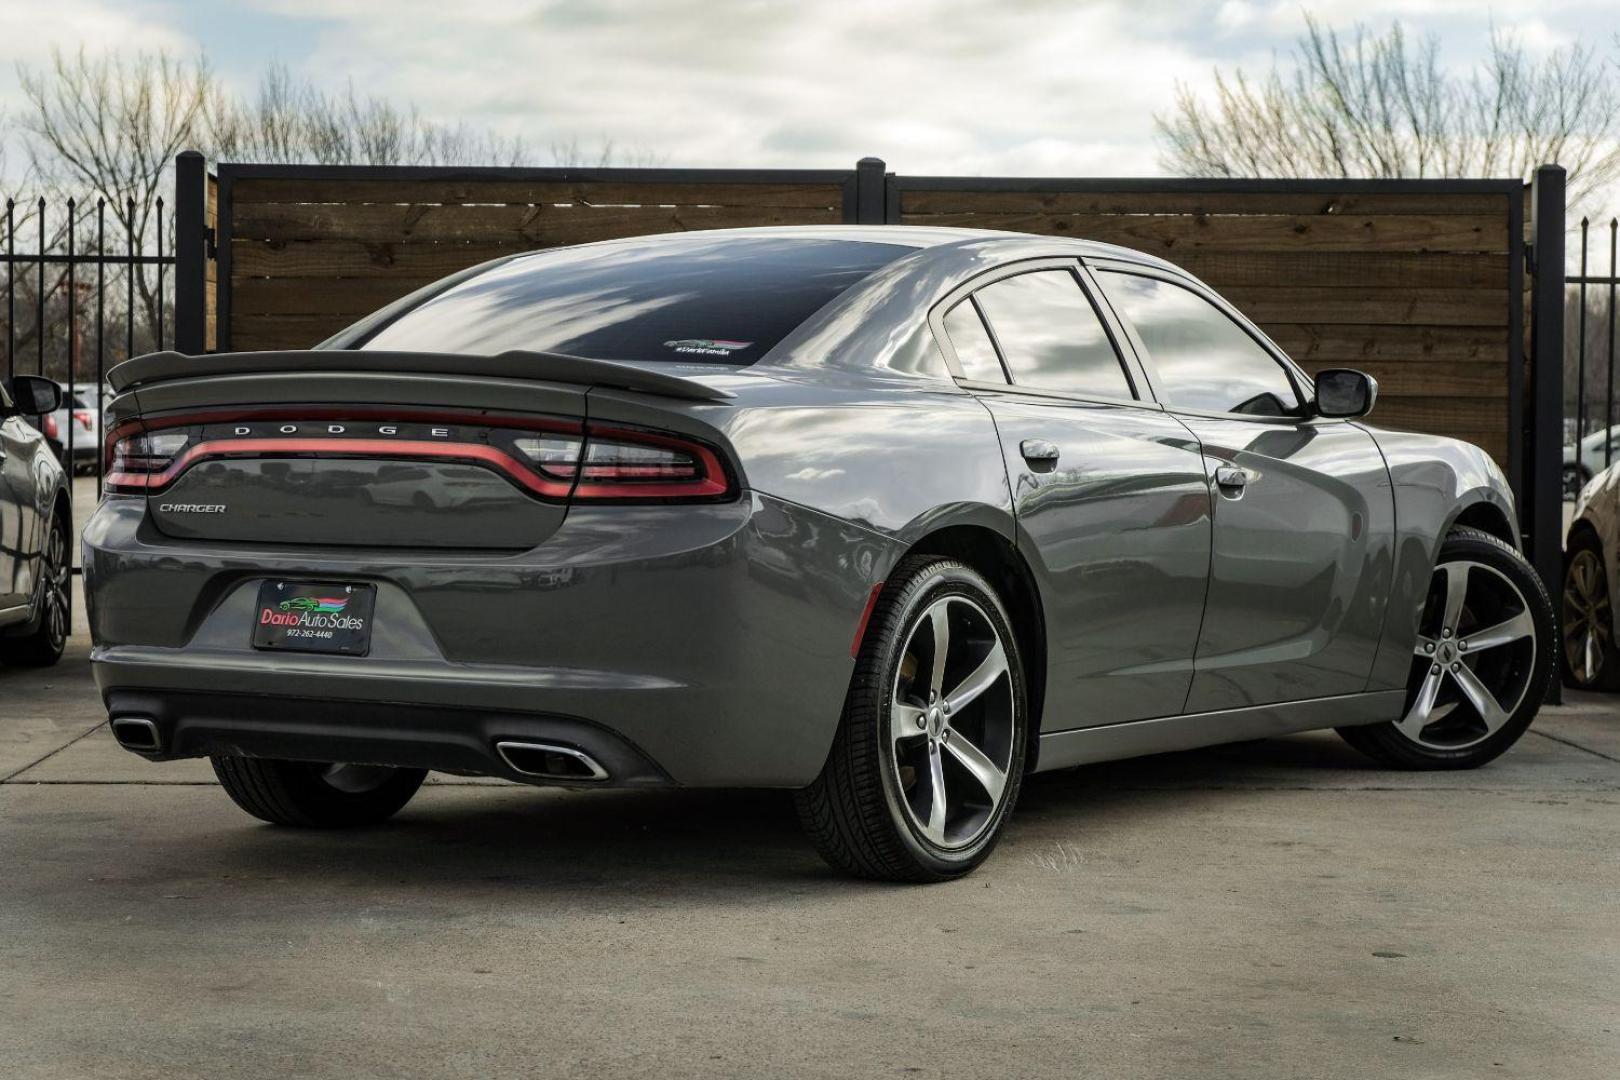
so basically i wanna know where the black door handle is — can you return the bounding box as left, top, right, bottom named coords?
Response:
left=1020, top=439, right=1060, bottom=464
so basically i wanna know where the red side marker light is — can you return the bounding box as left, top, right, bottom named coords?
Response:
left=850, top=582, right=885, bottom=659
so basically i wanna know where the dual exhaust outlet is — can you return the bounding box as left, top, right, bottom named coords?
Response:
left=110, top=716, right=608, bottom=783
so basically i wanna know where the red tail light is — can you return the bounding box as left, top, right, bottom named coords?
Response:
left=105, top=429, right=194, bottom=492
left=74, top=410, right=93, bottom=430
left=103, top=411, right=735, bottom=503
left=514, top=426, right=731, bottom=501
left=42, top=413, right=59, bottom=440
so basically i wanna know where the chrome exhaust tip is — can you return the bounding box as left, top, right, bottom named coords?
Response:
left=495, top=740, right=609, bottom=782
left=110, top=716, right=162, bottom=752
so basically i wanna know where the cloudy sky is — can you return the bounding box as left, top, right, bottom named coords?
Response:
left=0, top=0, right=1617, bottom=180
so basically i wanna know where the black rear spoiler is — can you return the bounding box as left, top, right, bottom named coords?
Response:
left=108, top=349, right=735, bottom=402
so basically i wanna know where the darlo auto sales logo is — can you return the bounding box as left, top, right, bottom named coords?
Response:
left=259, top=591, right=366, bottom=632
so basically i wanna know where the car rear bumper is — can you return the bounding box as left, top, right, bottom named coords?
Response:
left=101, top=686, right=671, bottom=787
left=85, top=491, right=898, bottom=787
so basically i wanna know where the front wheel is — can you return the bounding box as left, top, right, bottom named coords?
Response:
left=796, top=556, right=1028, bottom=882
left=212, top=757, right=427, bottom=827
left=1338, top=527, right=1554, bottom=769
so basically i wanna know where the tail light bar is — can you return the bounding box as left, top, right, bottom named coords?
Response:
left=104, top=411, right=735, bottom=503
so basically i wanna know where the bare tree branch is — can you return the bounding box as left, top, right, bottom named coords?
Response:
left=1157, top=17, right=1620, bottom=215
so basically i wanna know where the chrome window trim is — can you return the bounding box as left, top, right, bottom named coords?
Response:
left=926, top=256, right=1161, bottom=412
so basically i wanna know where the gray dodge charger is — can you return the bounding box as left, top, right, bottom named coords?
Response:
left=85, top=226, right=1554, bottom=881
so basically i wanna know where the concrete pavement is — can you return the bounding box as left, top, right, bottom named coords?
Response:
left=2, top=618, right=1617, bottom=1078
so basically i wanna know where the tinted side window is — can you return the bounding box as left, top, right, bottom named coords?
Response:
left=942, top=300, right=1006, bottom=384
left=1099, top=271, right=1300, bottom=416
left=973, top=270, right=1133, bottom=399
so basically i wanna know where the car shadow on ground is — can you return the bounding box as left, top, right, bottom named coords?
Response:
left=169, top=733, right=1394, bottom=898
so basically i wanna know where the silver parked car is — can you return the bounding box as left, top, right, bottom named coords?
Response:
left=85, top=227, right=1555, bottom=881
left=1564, top=425, right=1620, bottom=499
left=0, top=375, right=72, bottom=666
left=21, top=380, right=104, bottom=474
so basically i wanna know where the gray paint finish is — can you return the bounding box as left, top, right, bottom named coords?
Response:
left=983, top=393, right=1211, bottom=728
left=83, top=226, right=1521, bottom=788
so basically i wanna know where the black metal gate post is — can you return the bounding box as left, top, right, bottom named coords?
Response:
left=1529, top=164, right=1566, bottom=703
left=173, top=150, right=209, bottom=355
left=854, top=157, right=887, bottom=225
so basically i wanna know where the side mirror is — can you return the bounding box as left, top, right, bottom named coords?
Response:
left=1313, top=368, right=1377, bottom=419
left=5, top=375, right=63, bottom=417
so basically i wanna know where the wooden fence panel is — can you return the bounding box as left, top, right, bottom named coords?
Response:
left=900, top=181, right=1519, bottom=467
left=222, top=170, right=854, bottom=350
left=209, top=163, right=1520, bottom=474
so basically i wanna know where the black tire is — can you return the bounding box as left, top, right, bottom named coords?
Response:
left=1337, top=526, right=1554, bottom=769
left=211, top=756, right=427, bottom=827
left=1561, top=528, right=1620, bottom=690
left=0, top=510, right=68, bottom=668
left=795, top=556, right=1028, bottom=882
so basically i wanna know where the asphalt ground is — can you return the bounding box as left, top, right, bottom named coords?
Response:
left=2, top=578, right=1617, bottom=1078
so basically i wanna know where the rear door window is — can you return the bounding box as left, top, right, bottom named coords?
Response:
left=972, top=270, right=1134, bottom=399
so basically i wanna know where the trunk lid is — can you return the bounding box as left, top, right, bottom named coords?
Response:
left=108, top=349, right=732, bottom=551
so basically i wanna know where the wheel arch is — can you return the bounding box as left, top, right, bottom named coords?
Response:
left=898, top=523, right=1047, bottom=772
left=1447, top=498, right=1517, bottom=547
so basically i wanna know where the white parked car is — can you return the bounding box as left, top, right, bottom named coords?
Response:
left=26, top=381, right=106, bottom=474
left=1564, top=426, right=1620, bottom=499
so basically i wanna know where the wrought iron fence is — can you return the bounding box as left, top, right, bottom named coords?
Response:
left=1566, top=215, right=1620, bottom=494
left=2, top=194, right=176, bottom=498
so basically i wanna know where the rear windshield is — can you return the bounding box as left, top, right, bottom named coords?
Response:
left=353, top=235, right=914, bottom=364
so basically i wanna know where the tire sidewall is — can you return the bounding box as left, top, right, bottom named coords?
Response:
left=868, top=562, right=1027, bottom=876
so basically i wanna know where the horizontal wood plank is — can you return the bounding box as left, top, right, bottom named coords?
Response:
left=232, top=178, right=845, bottom=209
left=1263, top=324, right=1510, bottom=364
left=232, top=276, right=432, bottom=316
left=901, top=189, right=1510, bottom=217
left=233, top=201, right=840, bottom=243
left=230, top=314, right=350, bottom=351
left=230, top=240, right=529, bottom=278
left=1164, top=251, right=1508, bottom=291
left=1295, top=359, right=1506, bottom=398
left=1221, top=286, right=1507, bottom=327
left=899, top=212, right=1508, bottom=253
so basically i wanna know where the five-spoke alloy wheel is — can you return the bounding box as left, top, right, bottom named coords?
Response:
left=889, top=595, right=1017, bottom=851
left=1339, top=527, right=1554, bottom=769
left=797, top=556, right=1027, bottom=881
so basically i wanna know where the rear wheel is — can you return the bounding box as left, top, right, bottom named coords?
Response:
left=1562, top=530, right=1620, bottom=690
left=1338, top=527, right=1553, bottom=769
left=211, top=757, right=426, bottom=827
left=0, top=511, right=68, bottom=667
left=796, top=556, right=1027, bottom=882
